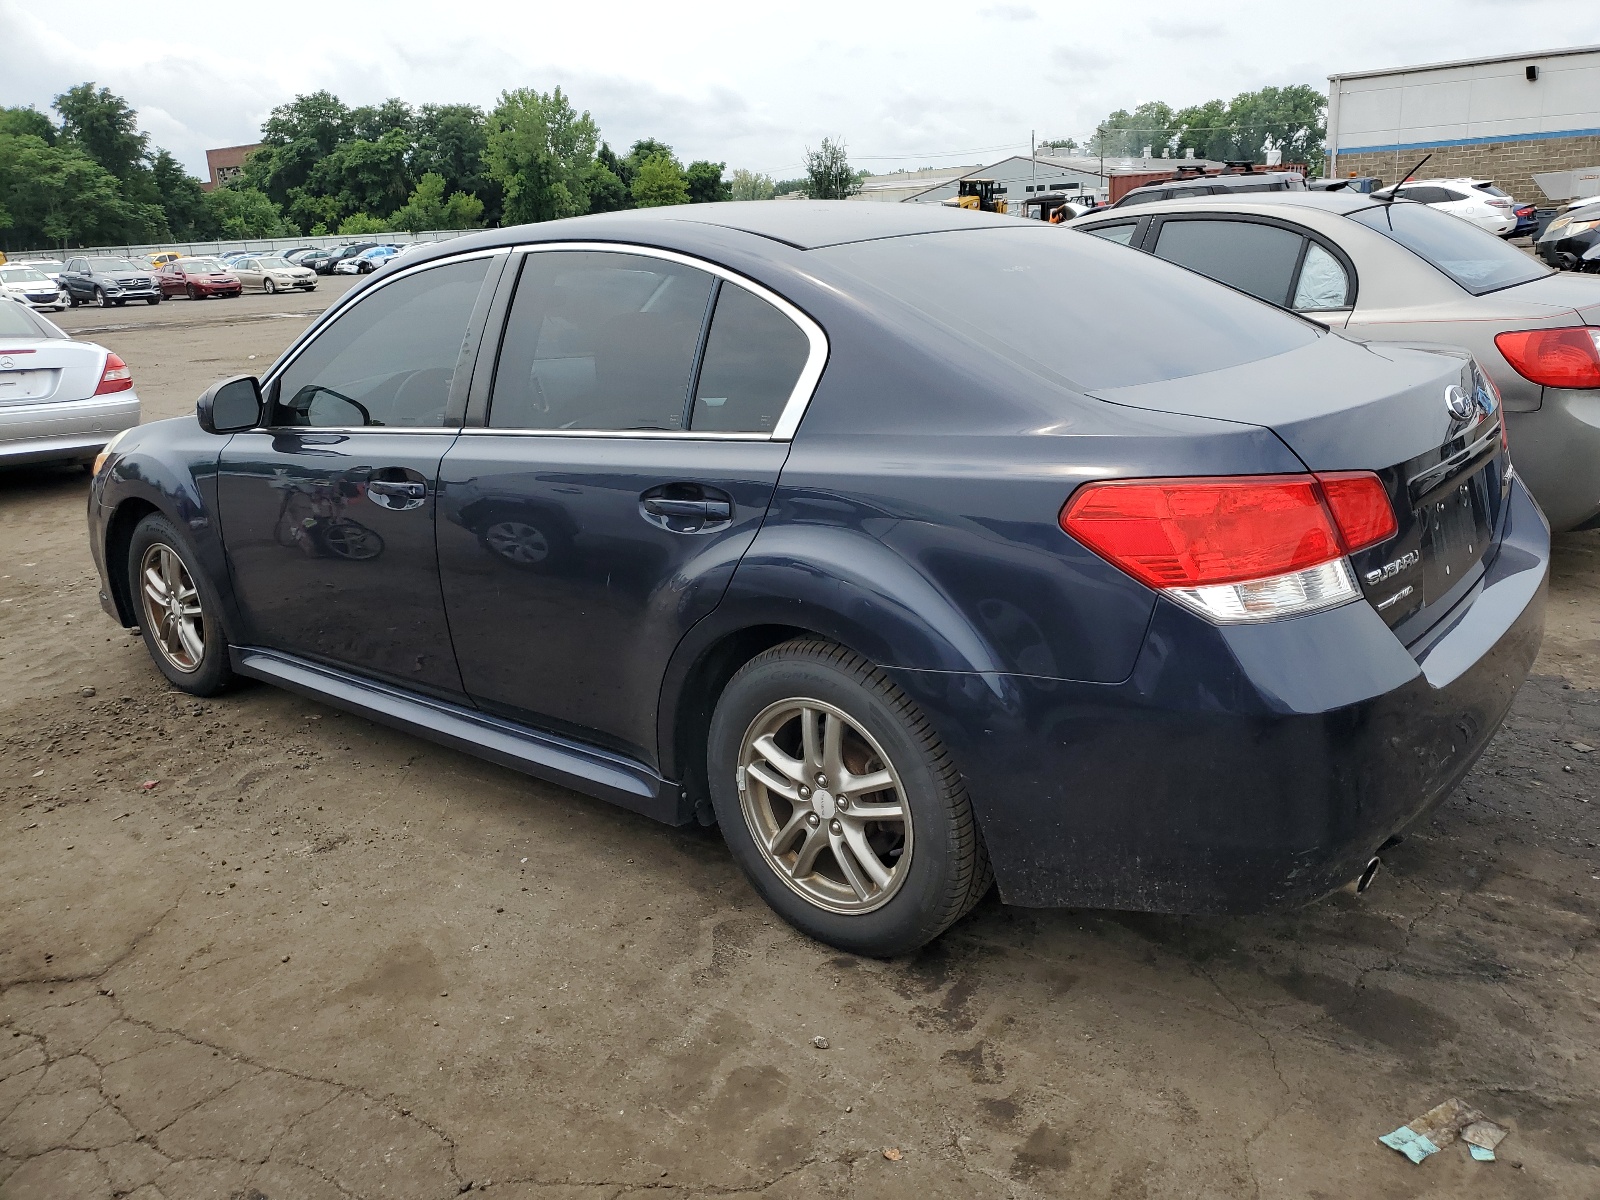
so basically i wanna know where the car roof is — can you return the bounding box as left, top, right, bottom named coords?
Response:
left=1072, top=191, right=1389, bottom=221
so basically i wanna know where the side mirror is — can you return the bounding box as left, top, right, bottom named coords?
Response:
left=197, top=375, right=264, bottom=435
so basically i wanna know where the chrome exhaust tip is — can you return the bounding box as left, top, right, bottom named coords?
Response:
left=1340, top=857, right=1383, bottom=896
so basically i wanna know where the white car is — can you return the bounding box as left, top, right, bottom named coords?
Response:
left=1391, top=177, right=1518, bottom=235
left=0, top=303, right=140, bottom=467
left=14, top=260, right=66, bottom=284
left=0, top=264, right=68, bottom=311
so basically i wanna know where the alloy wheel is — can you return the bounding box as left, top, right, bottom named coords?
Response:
left=138, top=543, right=205, bottom=673
left=264, top=278, right=277, bottom=294
left=737, top=698, right=912, bottom=914
left=485, top=520, right=549, bottom=565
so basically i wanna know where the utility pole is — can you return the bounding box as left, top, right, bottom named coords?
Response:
left=1031, top=129, right=1037, bottom=198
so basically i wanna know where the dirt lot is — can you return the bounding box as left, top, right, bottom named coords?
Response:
left=1, top=282, right=1597, bottom=1199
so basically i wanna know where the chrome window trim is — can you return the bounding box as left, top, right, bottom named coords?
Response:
left=257, top=248, right=507, bottom=433
left=483, top=240, right=830, bottom=441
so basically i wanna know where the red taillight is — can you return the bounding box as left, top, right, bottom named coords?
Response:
left=1494, top=328, right=1600, bottom=390
left=1060, top=473, right=1395, bottom=591
left=1316, top=471, right=1398, bottom=552
left=94, top=351, right=132, bottom=395
left=1060, top=476, right=1339, bottom=589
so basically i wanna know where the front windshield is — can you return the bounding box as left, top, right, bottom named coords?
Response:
left=258, top=257, right=291, bottom=269
left=1347, top=202, right=1549, bottom=295
left=179, top=258, right=226, bottom=273
left=1, top=268, right=50, bottom=283
left=87, top=258, right=139, bottom=273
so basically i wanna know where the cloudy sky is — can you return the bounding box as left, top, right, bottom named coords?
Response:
left=3, top=0, right=1594, bottom=180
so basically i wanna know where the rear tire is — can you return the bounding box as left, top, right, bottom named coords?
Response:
left=707, top=638, right=992, bottom=956
left=126, top=514, right=234, bottom=697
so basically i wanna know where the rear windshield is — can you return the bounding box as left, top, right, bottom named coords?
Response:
left=0, top=303, right=56, bottom=339
left=1347, top=202, right=1549, bottom=295
left=813, top=226, right=1319, bottom=391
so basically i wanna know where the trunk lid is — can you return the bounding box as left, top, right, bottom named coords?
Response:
left=1089, top=334, right=1510, bottom=641
left=1492, top=270, right=1600, bottom=326
left=0, top=340, right=107, bottom=405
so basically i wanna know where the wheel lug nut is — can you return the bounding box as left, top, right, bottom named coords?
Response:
left=815, top=773, right=828, bottom=786
left=798, top=786, right=811, bottom=799
left=836, top=797, right=849, bottom=810
left=829, top=819, right=842, bottom=835
left=806, top=813, right=821, bottom=828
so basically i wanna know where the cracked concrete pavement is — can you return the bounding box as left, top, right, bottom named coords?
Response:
left=1, top=285, right=1598, bottom=1198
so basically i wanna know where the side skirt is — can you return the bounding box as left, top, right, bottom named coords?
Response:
left=230, top=646, right=690, bottom=825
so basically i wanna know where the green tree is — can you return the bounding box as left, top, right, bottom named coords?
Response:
left=248, top=91, right=353, bottom=203
left=0, top=107, right=55, bottom=144
left=392, top=172, right=484, bottom=232
left=414, top=103, right=497, bottom=221
left=1092, top=101, right=1177, bottom=158
left=485, top=86, right=600, bottom=224
left=631, top=153, right=689, bottom=207
left=583, top=159, right=629, bottom=213
left=685, top=160, right=730, bottom=203
left=0, top=133, right=142, bottom=248
left=204, top=185, right=291, bottom=237
left=150, top=149, right=212, bottom=238
left=349, top=98, right=415, bottom=143
left=772, top=177, right=807, bottom=197
left=337, top=212, right=390, bottom=235
left=803, top=138, right=859, bottom=199
left=53, top=84, right=147, bottom=180
left=727, top=168, right=776, bottom=201
left=1092, top=86, right=1328, bottom=172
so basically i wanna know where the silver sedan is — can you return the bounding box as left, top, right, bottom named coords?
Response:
left=1066, top=193, right=1600, bottom=530
left=0, top=303, right=139, bottom=467
left=231, top=256, right=317, bottom=295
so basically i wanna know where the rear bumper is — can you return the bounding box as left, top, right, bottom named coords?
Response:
left=0, top=394, right=140, bottom=464
left=888, top=475, right=1549, bottom=912
left=1505, top=390, right=1600, bottom=531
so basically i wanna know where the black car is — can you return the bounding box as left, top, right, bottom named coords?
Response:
left=87, top=202, right=1547, bottom=956
left=61, top=255, right=162, bottom=306
left=299, top=247, right=353, bottom=275
left=1536, top=200, right=1600, bottom=271
left=1113, top=169, right=1306, bottom=209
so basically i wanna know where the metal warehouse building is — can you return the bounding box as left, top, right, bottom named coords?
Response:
left=1327, top=44, right=1600, bottom=203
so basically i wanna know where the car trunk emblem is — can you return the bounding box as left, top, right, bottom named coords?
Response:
left=1444, top=385, right=1474, bottom=420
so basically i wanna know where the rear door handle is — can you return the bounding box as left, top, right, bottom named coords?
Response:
left=642, top=497, right=731, bottom=520
left=366, top=479, right=427, bottom=511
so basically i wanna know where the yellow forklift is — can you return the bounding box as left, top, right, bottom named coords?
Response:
left=942, top=178, right=1009, bottom=214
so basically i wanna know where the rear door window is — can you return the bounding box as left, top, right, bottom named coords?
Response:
left=489, top=250, right=714, bottom=431
left=1082, top=223, right=1139, bottom=246
left=1290, top=243, right=1351, bottom=311
left=1151, top=219, right=1306, bottom=307
left=691, top=284, right=809, bottom=434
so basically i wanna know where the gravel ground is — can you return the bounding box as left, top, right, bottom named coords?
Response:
left=1, top=283, right=1597, bottom=1199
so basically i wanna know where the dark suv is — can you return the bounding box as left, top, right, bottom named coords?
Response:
left=87, top=202, right=1546, bottom=955
left=1113, top=170, right=1306, bottom=209
left=61, top=256, right=162, bottom=307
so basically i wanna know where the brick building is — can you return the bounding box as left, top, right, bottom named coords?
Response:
left=203, top=143, right=262, bottom=192
left=1327, top=45, right=1600, bottom=204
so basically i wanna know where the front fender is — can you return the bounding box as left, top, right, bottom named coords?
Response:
left=93, top=417, right=236, bottom=633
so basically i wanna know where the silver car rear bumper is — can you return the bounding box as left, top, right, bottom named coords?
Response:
left=0, top=393, right=140, bottom=464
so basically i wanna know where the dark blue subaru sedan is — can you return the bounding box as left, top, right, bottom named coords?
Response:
left=87, top=202, right=1547, bottom=955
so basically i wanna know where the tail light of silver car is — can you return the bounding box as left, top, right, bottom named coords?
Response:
left=1493, top=328, right=1600, bottom=390
left=93, top=352, right=132, bottom=396
left=1060, top=473, right=1397, bottom=623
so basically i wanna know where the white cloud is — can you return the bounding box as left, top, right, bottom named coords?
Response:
left=0, top=0, right=1589, bottom=181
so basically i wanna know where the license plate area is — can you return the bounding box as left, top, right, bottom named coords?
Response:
left=1415, top=461, right=1495, bottom=605
left=0, top=369, right=57, bottom=403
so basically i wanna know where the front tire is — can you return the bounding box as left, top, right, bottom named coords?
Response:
left=95, top=287, right=107, bottom=307
left=146, top=297, right=160, bottom=306
left=264, top=278, right=277, bottom=294
left=707, top=638, right=991, bottom=956
left=126, top=514, right=233, bottom=696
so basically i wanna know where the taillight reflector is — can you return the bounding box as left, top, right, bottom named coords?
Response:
left=94, top=352, right=132, bottom=395
left=1494, top=328, right=1600, bottom=390
left=1060, top=473, right=1396, bottom=623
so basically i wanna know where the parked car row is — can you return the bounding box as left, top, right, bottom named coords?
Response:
left=85, top=200, right=1550, bottom=955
